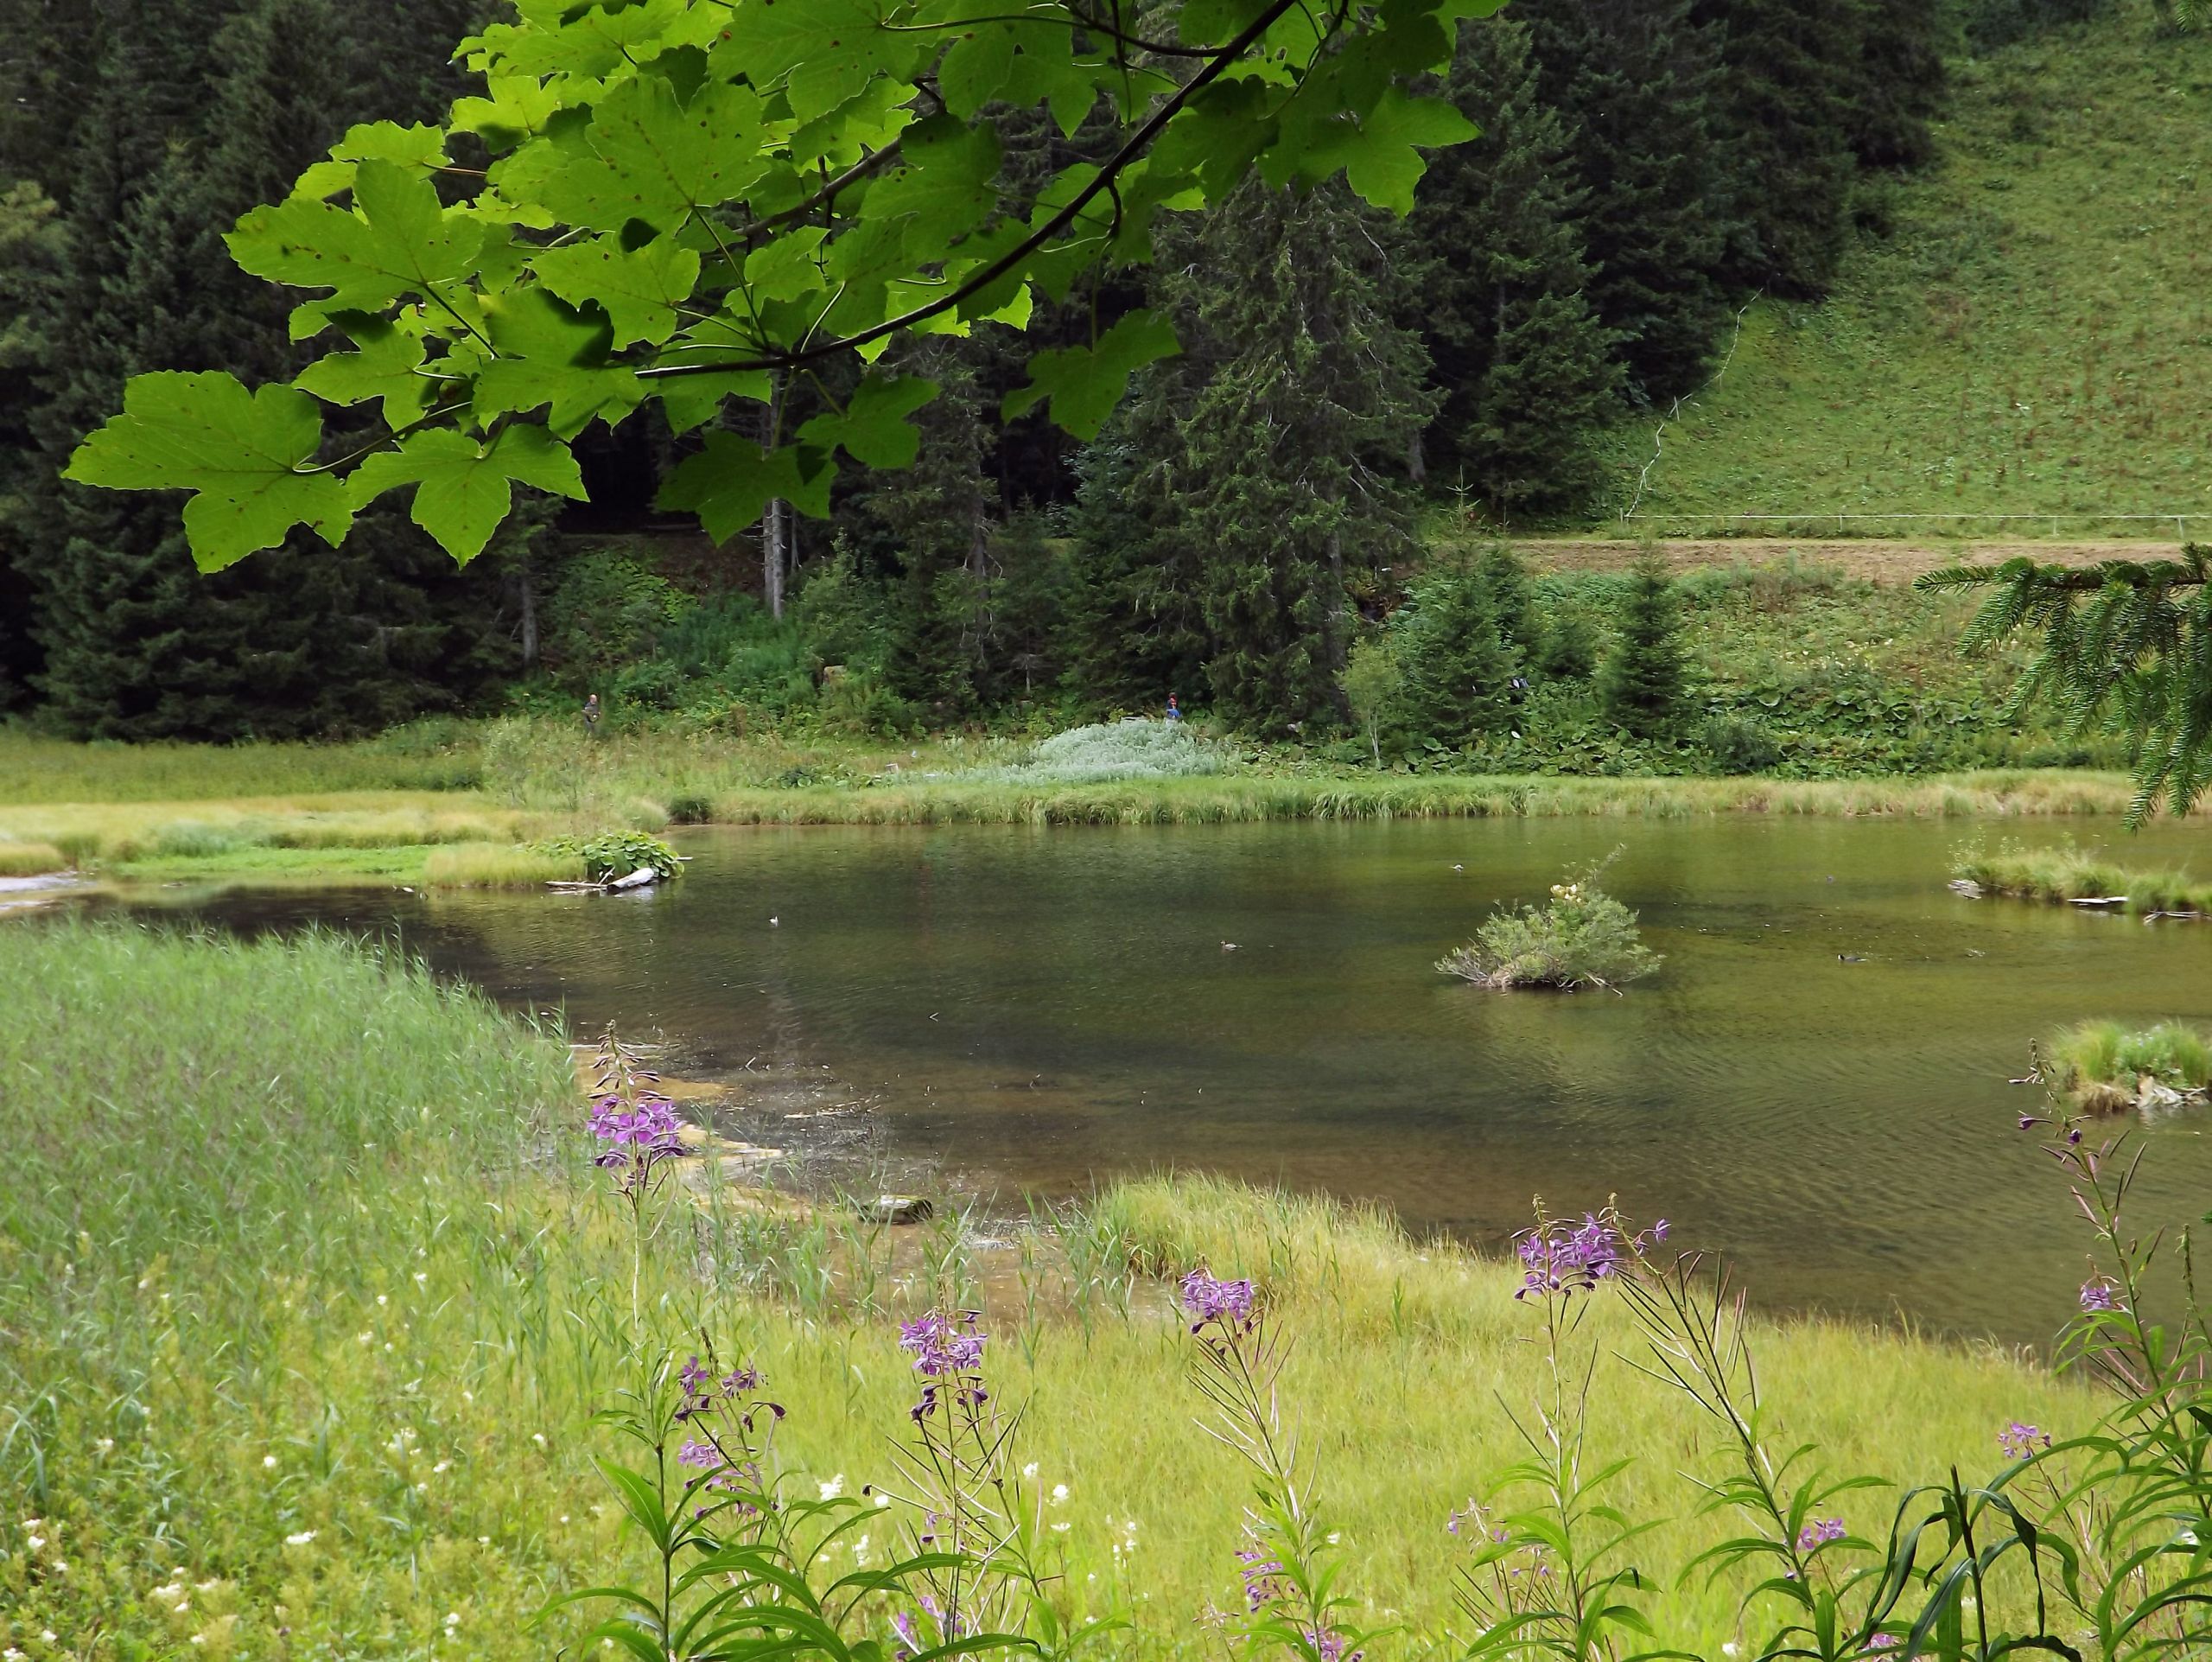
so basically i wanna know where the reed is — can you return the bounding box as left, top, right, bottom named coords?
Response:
left=423, top=844, right=586, bottom=888
left=0, top=838, right=67, bottom=876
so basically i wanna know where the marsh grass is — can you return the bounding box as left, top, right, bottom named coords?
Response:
left=0, top=839, right=67, bottom=876
left=2048, top=1019, right=2212, bottom=1111
left=423, top=844, right=587, bottom=887
left=1953, top=837, right=2212, bottom=914
left=0, top=923, right=2101, bottom=1658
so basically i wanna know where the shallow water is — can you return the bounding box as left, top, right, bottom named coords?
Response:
left=107, top=815, right=2212, bottom=1342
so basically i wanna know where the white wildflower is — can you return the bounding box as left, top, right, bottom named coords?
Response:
left=817, top=1474, right=846, bottom=1500
left=1021, top=1462, right=1038, bottom=1479
left=1050, top=1484, right=1068, bottom=1506
left=263, top=1455, right=278, bottom=1469
left=284, top=1531, right=316, bottom=1547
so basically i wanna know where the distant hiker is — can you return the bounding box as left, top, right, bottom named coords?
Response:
left=583, top=692, right=601, bottom=736
left=1166, top=694, right=1181, bottom=723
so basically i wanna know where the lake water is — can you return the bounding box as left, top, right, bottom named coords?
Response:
left=108, top=815, right=2212, bottom=1343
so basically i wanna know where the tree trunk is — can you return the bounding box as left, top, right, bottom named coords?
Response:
left=518, top=551, right=537, bottom=669
left=760, top=373, right=789, bottom=618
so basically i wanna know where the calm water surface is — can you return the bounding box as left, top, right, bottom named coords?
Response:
left=114, top=816, right=2212, bottom=1342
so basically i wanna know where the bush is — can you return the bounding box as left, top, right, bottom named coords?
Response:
left=664, top=792, right=715, bottom=825
left=532, top=831, right=682, bottom=883
left=965, top=718, right=1233, bottom=784
left=1438, top=865, right=1662, bottom=990
left=1696, top=712, right=1784, bottom=774
left=817, top=668, right=914, bottom=736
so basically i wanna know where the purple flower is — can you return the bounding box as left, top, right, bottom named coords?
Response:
left=1796, top=1517, right=1847, bottom=1553
left=1999, top=1420, right=2051, bottom=1461
left=722, top=1366, right=763, bottom=1392
left=1236, top=1543, right=1287, bottom=1612
left=890, top=1611, right=920, bottom=1659
left=1516, top=1213, right=1629, bottom=1298
left=677, top=1437, right=723, bottom=1470
left=2080, top=1278, right=2122, bottom=1313
left=899, top=1313, right=987, bottom=1377
left=1865, top=1636, right=1902, bottom=1652
left=1179, top=1270, right=1256, bottom=1329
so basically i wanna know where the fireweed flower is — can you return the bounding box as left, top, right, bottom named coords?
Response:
left=588, top=1092, right=686, bottom=1197
left=1999, top=1421, right=2051, bottom=1461
left=899, top=1310, right=989, bottom=1421
left=1796, top=1517, right=1847, bottom=1552
left=1179, top=1270, right=1256, bottom=1331
left=1515, top=1213, right=1667, bottom=1298
left=1236, top=1542, right=1288, bottom=1612
left=2080, top=1277, right=2122, bottom=1313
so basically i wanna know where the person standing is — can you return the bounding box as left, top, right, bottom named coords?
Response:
left=1165, top=694, right=1181, bottom=723
left=582, top=692, right=601, bottom=737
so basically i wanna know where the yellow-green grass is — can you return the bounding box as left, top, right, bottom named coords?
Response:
left=0, top=839, right=68, bottom=876
left=1954, top=837, right=2212, bottom=914
left=1607, top=0, right=2212, bottom=529
left=423, top=844, right=588, bottom=887
left=2048, top=1019, right=2212, bottom=1111
left=0, top=728, right=484, bottom=802
left=0, top=923, right=2106, bottom=1657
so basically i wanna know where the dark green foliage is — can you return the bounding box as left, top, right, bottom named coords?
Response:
left=1411, top=18, right=1620, bottom=513
left=1846, top=0, right=1948, bottom=171
left=790, top=539, right=899, bottom=679
left=10, top=0, right=517, bottom=739
left=1696, top=0, right=1864, bottom=296
left=1474, top=544, right=1543, bottom=664
left=1520, top=0, right=1736, bottom=404
left=1695, top=711, right=1784, bottom=774
left=1534, top=601, right=1599, bottom=682
left=1599, top=557, right=1688, bottom=736
left=1389, top=563, right=1522, bottom=748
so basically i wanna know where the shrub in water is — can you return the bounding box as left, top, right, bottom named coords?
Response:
left=533, top=831, right=682, bottom=882
left=1438, top=865, right=1662, bottom=990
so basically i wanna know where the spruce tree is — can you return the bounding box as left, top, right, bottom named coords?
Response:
left=1164, top=177, right=1433, bottom=731
left=1845, top=0, right=1947, bottom=172
left=1599, top=556, right=1688, bottom=737
left=1694, top=0, right=1863, bottom=297
left=1520, top=0, right=1736, bottom=404
left=1410, top=17, right=1619, bottom=514
left=1391, top=564, right=1521, bottom=748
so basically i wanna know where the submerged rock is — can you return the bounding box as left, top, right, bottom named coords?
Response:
left=858, top=1194, right=934, bottom=1225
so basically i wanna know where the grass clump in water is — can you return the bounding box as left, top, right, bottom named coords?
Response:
left=424, top=844, right=586, bottom=887
left=1438, top=860, right=1662, bottom=990
left=2048, top=1020, right=2212, bottom=1112
left=1952, top=837, right=2212, bottom=914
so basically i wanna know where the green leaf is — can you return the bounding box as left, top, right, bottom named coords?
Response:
left=657, top=435, right=830, bottom=543
left=293, top=317, right=434, bottom=430
left=475, top=287, right=644, bottom=438
left=227, top=159, right=486, bottom=327
left=533, top=234, right=701, bottom=347
left=1001, top=310, right=1179, bottom=440
left=63, top=372, right=353, bottom=570
left=867, top=115, right=1004, bottom=258
left=289, top=122, right=451, bottom=201
left=542, top=75, right=769, bottom=236
left=713, top=0, right=931, bottom=123
left=451, top=75, right=566, bottom=152
left=798, top=373, right=938, bottom=468
left=1324, top=86, right=1477, bottom=213
left=348, top=425, right=587, bottom=563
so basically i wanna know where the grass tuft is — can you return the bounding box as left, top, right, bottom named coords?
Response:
left=424, top=844, right=587, bottom=887
left=1953, top=838, right=2212, bottom=914
left=0, top=839, right=69, bottom=876
left=2048, top=1020, right=2212, bottom=1111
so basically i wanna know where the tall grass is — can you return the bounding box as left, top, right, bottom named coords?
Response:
left=2048, top=1019, right=2212, bottom=1110
left=1953, top=837, right=2212, bottom=914
left=0, top=925, right=2097, bottom=1657
left=0, top=726, right=482, bottom=802
left=423, top=844, right=585, bottom=887
left=0, top=839, right=67, bottom=876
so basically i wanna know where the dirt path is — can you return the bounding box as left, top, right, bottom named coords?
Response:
left=1508, top=538, right=2183, bottom=583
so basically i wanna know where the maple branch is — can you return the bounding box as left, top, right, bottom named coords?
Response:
left=296, top=400, right=475, bottom=474
left=639, top=0, right=1306, bottom=381
left=741, top=138, right=908, bottom=245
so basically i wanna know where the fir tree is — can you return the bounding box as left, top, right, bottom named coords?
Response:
left=1695, top=0, right=1863, bottom=297
left=1599, top=556, right=1688, bottom=737
left=1520, top=0, right=1736, bottom=404
left=1390, top=562, right=1521, bottom=748
left=1845, top=0, right=1947, bottom=172
left=1163, top=177, right=1433, bottom=731
left=1411, top=17, right=1620, bottom=514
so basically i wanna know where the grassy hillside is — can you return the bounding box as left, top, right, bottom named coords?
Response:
left=1607, top=0, right=2212, bottom=535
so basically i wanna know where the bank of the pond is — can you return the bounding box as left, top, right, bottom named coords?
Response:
left=3, top=921, right=2106, bottom=1657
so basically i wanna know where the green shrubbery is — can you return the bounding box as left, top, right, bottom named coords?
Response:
left=533, top=831, right=683, bottom=883
left=1437, top=863, right=1663, bottom=990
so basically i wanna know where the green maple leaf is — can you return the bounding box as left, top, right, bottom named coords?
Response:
left=532, top=234, right=701, bottom=347
left=541, top=75, right=769, bottom=236
left=475, top=287, right=644, bottom=438
left=469, top=0, right=690, bottom=81
left=293, top=317, right=435, bottom=430
left=289, top=122, right=450, bottom=202
left=347, top=425, right=588, bottom=563
left=451, top=75, right=567, bottom=153
left=228, top=159, right=485, bottom=333
left=713, top=0, right=930, bottom=123
left=657, top=435, right=833, bottom=543
left=797, top=373, right=938, bottom=468
left=1317, top=86, right=1475, bottom=213
left=1001, top=310, right=1179, bottom=440
left=63, top=372, right=354, bottom=570
left=867, top=115, right=1004, bottom=258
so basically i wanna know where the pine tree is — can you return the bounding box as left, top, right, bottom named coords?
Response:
left=1390, top=563, right=1521, bottom=748
left=1599, top=556, right=1688, bottom=737
left=1410, top=17, right=1620, bottom=514
left=1520, top=0, right=1736, bottom=404
left=1694, top=0, right=1863, bottom=297
left=1845, top=0, right=1947, bottom=172
left=1162, top=177, right=1433, bottom=731
left=26, top=0, right=515, bottom=738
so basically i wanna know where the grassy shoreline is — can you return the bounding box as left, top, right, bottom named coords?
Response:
left=1, top=921, right=2106, bottom=1656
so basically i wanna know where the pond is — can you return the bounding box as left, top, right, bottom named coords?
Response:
left=105, top=815, right=2212, bottom=1344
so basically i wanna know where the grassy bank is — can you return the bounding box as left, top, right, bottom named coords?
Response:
left=2, top=923, right=2101, bottom=1657
left=1953, top=837, right=2212, bottom=914
left=2047, top=1019, right=2212, bottom=1111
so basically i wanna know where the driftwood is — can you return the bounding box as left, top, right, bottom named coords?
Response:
left=2066, top=895, right=2129, bottom=908
left=548, top=865, right=663, bottom=893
